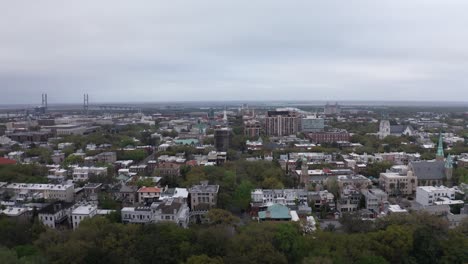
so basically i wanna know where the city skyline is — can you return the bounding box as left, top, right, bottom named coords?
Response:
left=2, top=1, right=468, bottom=103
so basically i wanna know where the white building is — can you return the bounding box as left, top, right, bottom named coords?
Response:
left=72, top=204, right=98, bottom=229
left=121, top=199, right=190, bottom=228
left=251, top=189, right=308, bottom=206
left=121, top=206, right=152, bottom=224
left=151, top=199, right=190, bottom=228
left=72, top=166, right=108, bottom=182
left=415, top=186, right=458, bottom=206
left=361, top=188, right=388, bottom=213
left=38, top=202, right=73, bottom=229
left=379, top=171, right=417, bottom=195
left=5, top=183, right=74, bottom=202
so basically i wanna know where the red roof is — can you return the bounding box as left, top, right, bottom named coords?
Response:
left=0, top=157, right=16, bottom=165
left=138, top=187, right=161, bottom=193
left=186, top=160, right=198, bottom=166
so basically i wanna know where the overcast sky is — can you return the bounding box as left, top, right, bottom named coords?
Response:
left=1, top=0, right=468, bottom=104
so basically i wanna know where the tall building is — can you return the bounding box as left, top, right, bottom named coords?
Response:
left=324, top=102, right=341, bottom=115
left=214, top=127, right=231, bottom=151
left=244, top=120, right=262, bottom=137
left=264, top=110, right=299, bottom=136
left=301, top=116, right=325, bottom=132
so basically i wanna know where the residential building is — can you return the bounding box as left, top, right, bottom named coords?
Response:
left=244, top=120, right=262, bottom=137
left=251, top=189, right=308, bottom=206
left=189, top=181, right=219, bottom=211
left=151, top=199, right=190, bottom=228
left=307, top=130, right=349, bottom=143
left=72, top=166, right=108, bottom=182
left=4, top=183, right=74, bottom=202
left=361, top=188, right=388, bottom=213
left=72, top=204, right=98, bottom=229
left=137, top=186, right=162, bottom=204
left=51, top=152, right=65, bottom=164
left=337, top=175, right=372, bottom=190
left=83, top=183, right=102, bottom=201
left=1, top=206, right=33, bottom=222
left=379, top=171, right=417, bottom=195
left=121, top=206, right=152, bottom=224
left=114, top=184, right=138, bottom=205
left=95, top=152, right=117, bottom=164
left=38, top=201, right=73, bottom=229
left=154, top=162, right=181, bottom=178
left=264, top=110, right=300, bottom=136
left=309, top=190, right=335, bottom=211
left=337, top=186, right=361, bottom=213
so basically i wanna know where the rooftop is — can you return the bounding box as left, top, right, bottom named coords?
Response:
left=138, top=186, right=161, bottom=193
left=72, top=205, right=97, bottom=215
left=258, top=204, right=292, bottom=220
left=6, top=183, right=73, bottom=191
left=189, top=182, right=219, bottom=193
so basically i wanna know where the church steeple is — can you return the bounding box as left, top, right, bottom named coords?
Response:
left=445, top=154, right=453, bottom=169
left=436, top=132, right=444, bottom=161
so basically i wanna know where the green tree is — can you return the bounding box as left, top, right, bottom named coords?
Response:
left=186, top=254, right=224, bottom=264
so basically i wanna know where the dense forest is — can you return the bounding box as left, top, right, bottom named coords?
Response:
left=0, top=210, right=466, bottom=264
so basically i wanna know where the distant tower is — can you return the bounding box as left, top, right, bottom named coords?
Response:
left=41, top=93, right=48, bottom=112
left=83, top=94, right=89, bottom=116
left=436, top=133, right=444, bottom=161
left=300, top=157, right=308, bottom=188
left=379, top=119, right=391, bottom=139
left=445, top=154, right=453, bottom=187
left=222, top=108, right=228, bottom=123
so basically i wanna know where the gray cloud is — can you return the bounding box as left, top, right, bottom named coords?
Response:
left=1, top=0, right=468, bottom=103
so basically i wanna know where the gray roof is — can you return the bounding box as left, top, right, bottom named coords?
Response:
left=410, top=161, right=445, bottom=180
left=390, top=125, right=412, bottom=134
left=120, top=184, right=138, bottom=193
left=154, top=200, right=182, bottom=214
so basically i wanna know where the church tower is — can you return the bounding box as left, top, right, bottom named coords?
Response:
left=379, top=120, right=391, bottom=139
left=436, top=133, right=445, bottom=161
left=445, top=154, right=453, bottom=187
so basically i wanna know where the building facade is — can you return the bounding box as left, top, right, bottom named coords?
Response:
left=188, top=181, right=219, bottom=211
left=301, top=117, right=325, bottom=133
left=307, top=130, right=349, bottom=143
left=264, top=111, right=300, bottom=136
left=214, top=127, right=231, bottom=152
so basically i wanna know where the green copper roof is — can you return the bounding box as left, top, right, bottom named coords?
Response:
left=258, top=204, right=291, bottom=220
left=436, top=133, right=444, bottom=158
left=445, top=154, right=453, bottom=168
left=174, top=139, right=199, bottom=145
